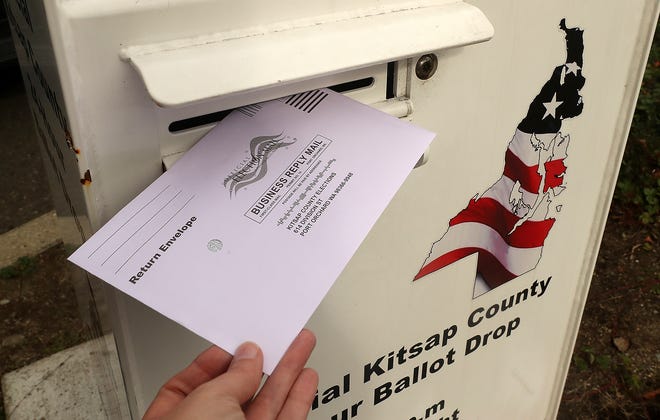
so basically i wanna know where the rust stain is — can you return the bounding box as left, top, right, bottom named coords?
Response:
left=65, top=130, right=80, bottom=154
left=80, top=169, right=92, bottom=186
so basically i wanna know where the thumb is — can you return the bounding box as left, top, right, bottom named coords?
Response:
left=205, top=342, right=264, bottom=405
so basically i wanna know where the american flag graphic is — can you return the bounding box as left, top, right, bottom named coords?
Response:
left=415, top=19, right=585, bottom=295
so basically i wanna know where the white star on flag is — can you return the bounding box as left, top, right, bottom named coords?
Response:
left=542, top=93, right=563, bottom=120
left=565, top=62, right=581, bottom=76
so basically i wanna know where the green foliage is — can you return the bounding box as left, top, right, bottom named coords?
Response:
left=0, top=256, right=37, bottom=279
left=573, top=355, right=589, bottom=372
left=574, top=347, right=647, bottom=400
left=619, top=354, right=643, bottom=394
left=576, top=347, right=612, bottom=371
left=652, top=282, right=660, bottom=295
left=615, top=24, right=660, bottom=225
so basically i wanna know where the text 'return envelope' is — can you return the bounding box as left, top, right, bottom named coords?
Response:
left=69, top=89, right=435, bottom=373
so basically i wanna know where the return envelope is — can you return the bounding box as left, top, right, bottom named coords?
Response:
left=68, top=88, right=435, bottom=373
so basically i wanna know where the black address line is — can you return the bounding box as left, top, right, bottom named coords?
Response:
left=101, top=189, right=183, bottom=266
left=88, top=184, right=172, bottom=259
left=114, top=194, right=196, bottom=275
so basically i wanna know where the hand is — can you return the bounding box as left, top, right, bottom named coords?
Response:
left=143, top=329, right=318, bottom=420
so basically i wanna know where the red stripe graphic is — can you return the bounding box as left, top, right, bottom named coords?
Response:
left=416, top=127, right=568, bottom=290
left=449, top=197, right=555, bottom=248
left=414, top=247, right=518, bottom=288
left=504, top=149, right=566, bottom=193
left=543, top=159, right=567, bottom=192
left=504, top=149, right=541, bottom=193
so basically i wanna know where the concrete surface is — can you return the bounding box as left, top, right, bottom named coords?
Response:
left=0, top=210, right=60, bottom=268
left=1, top=335, right=129, bottom=420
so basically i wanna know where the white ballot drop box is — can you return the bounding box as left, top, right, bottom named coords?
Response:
left=6, top=0, right=658, bottom=418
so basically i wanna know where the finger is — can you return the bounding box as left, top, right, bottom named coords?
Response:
left=246, top=329, right=316, bottom=419
left=202, top=341, right=264, bottom=405
left=143, top=345, right=233, bottom=419
left=276, top=368, right=319, bottom=420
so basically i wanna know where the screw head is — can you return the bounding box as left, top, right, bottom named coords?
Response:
left=415, top=54, right=438, bottom=80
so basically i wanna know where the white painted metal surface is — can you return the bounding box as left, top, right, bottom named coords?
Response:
left=120, top=1, right=493, bottom=107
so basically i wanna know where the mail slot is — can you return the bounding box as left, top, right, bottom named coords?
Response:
left=6, top=0, right=658, bottom=418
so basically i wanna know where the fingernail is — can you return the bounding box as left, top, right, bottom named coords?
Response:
left=234, top=342, right=259, bottom=361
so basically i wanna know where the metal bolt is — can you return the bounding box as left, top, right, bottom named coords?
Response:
left=415, top=54, right=438, bottom=80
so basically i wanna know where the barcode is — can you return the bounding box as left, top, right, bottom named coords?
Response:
left=237, top=104, right=262, bottom=117
left=281, top=90, right=329, bottom=113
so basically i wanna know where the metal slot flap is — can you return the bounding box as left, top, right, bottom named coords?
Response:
left=120, top=1, right=493, bottom=107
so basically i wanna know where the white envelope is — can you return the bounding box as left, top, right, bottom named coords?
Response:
left=69, top=89, right=435, bottom=373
